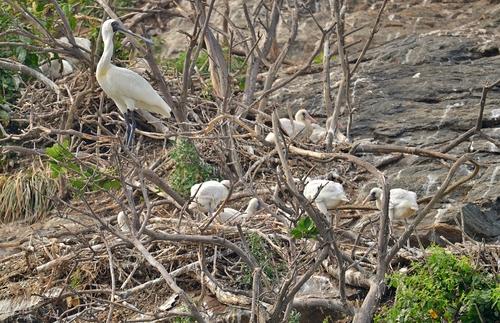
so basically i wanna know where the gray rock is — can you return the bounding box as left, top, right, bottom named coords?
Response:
left=466, top=164, right=500, bottom=204
left=461, top=200, right=500, bottom=241
left=270, top=33, right=499, bottom=243
left=351, top=35, right=500, bottom=142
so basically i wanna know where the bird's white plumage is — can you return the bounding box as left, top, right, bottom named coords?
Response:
left=218, top=198, right=260, bottom=224
left=40, top=59, right=74, bottom=79
left=309, top=123, right=327, bottom=143
left=117, top=211, right=129, bottom=232
left=278, top=109, right=315, bottom=139
left=265, top=132, right=276, bottom=143
left=98, top=65, right=171, bottom=116
left=265, top=109, right=315, bottom=143
left=279, top=118, right=306, bottom=137
left=58, top=36, right=92, bottom=52
left=303, top=179, right=348, bottom=215
left=189, top=180, right=230, bottom=213
left=366, top=188, right=419, bottom=220
left=40, top=36, right=92, bottom=79
left=309, top=117, right=348, bottom=144
left=96, top=19, right=171, bottom=119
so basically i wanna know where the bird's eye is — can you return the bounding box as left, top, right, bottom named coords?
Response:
left=111, top=21, right=119, bottom=32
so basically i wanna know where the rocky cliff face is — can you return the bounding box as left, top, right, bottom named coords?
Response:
left=261, top=0, right=500, bottom=243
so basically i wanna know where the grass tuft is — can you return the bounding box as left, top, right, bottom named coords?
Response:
left=0, top=166, right=59, bottom=223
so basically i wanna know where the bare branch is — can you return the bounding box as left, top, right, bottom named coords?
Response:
left=0, top=59, right=60, bottom=98
left=351, top=0, right=389, bottom=75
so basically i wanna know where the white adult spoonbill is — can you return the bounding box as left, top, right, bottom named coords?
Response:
left=363, top=187, right=419, bottom=222
left=189, top=180, right=231, bottom=214
left=96, top=19, right=172, bottom=147
left=303, top=179, right=349, bottom=217
left=218, top=198, right=261, bottom=224
left=265, top=109, right=316, bottom=143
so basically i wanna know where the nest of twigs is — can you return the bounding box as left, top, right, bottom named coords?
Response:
left=1, top=24, right=498, bottom=320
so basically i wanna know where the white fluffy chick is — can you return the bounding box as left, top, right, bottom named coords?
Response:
left=189, top=180, right=231, bottom=214
left=218, top=198, right=261, bottom=224
left=303, top=179, right=349, bottom=215
left=266, top=109, right=316, bottom=143
left=363, top=187, right=418, bottom=221
left=117, top=211, right=129, bottom=233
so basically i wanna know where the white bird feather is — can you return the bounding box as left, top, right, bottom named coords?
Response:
left=278, top=109, right=315, bottom=138
left=309, top=123, right=327, bottom=144
left=98, top=66, right=172, bottom=117
left=117, top=211, right=129, bottom=233
left=303, top=179, right=349, bottom=215
left=189, top=180, right=230, bottom=214
left=96, top=19, right=171, bottom=146
left=218, top=198, right=260, bottom=224
left=40, top=59, right=74, bottom=79
left=265, top=109, right=316, bottom=143
left=365, top=187, right=419, bottom=221
left=309, top=117, right=348, bottom=144
left=40, top=36, right=92, bottom=79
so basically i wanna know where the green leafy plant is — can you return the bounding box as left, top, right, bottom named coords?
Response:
left=46, top=140, right=120, bottom=193
left=240, top=233, right=286, bottom=289
left=376, top=246, right=500, bottom=323
left=291, top=216, right=319, bottom=239
left=0, top=106, right=10, bottom=129
left=313, top=52, right=323, bottom=65
left=172, top=317, right=195, bottom=323
left=164, top=50, right=210, bottom=76
left=312, top=52, right=336, bottom=65
left=0, top=0, right=102, bottom=103
left=225, top=48, right=247, bottom=91
left=288, top=309, right=301, bottom=323
left=69, top=269, right=82, bottom=289
left=168, top=138, right=215, bottom=197
left=0, top=6, right=27, bottom=104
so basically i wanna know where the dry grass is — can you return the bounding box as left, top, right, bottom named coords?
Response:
left=0, top=165, right=59, bottom=224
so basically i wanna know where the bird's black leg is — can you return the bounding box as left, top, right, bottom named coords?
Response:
left=125, top=111, right=136, bottom=148
left=127, top=111, right=136, bottom=148
left=124, top=111, right=131, bottom=148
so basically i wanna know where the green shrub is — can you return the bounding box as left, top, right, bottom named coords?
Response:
left=240, top=233, right=286, bottom=289
left=163, top=50, right=210, bottom=76
left=46, top=140, right=120, bottom=193
left=291, top=216, right=319, bottom=239
left=172, top=317, right=195, bottom=323
left=288, top=309, right=301, bottom=323
left=312, top=52, right=336, bottom=65
left=376, top=246, right=500, bottom=323
left=0, top=1, right=95, bottom=103
left=0, top=107, right=10, bottom=129
left=0, top=5, right=38, bottom=104
left=0, top=1, right=142, bottom=103
left=168, top=139, right=215, bottom=197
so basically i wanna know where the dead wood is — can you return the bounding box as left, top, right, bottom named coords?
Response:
left=1, top=2, right=497, bottom=322
left=0, top=59, right=60, bottom=96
